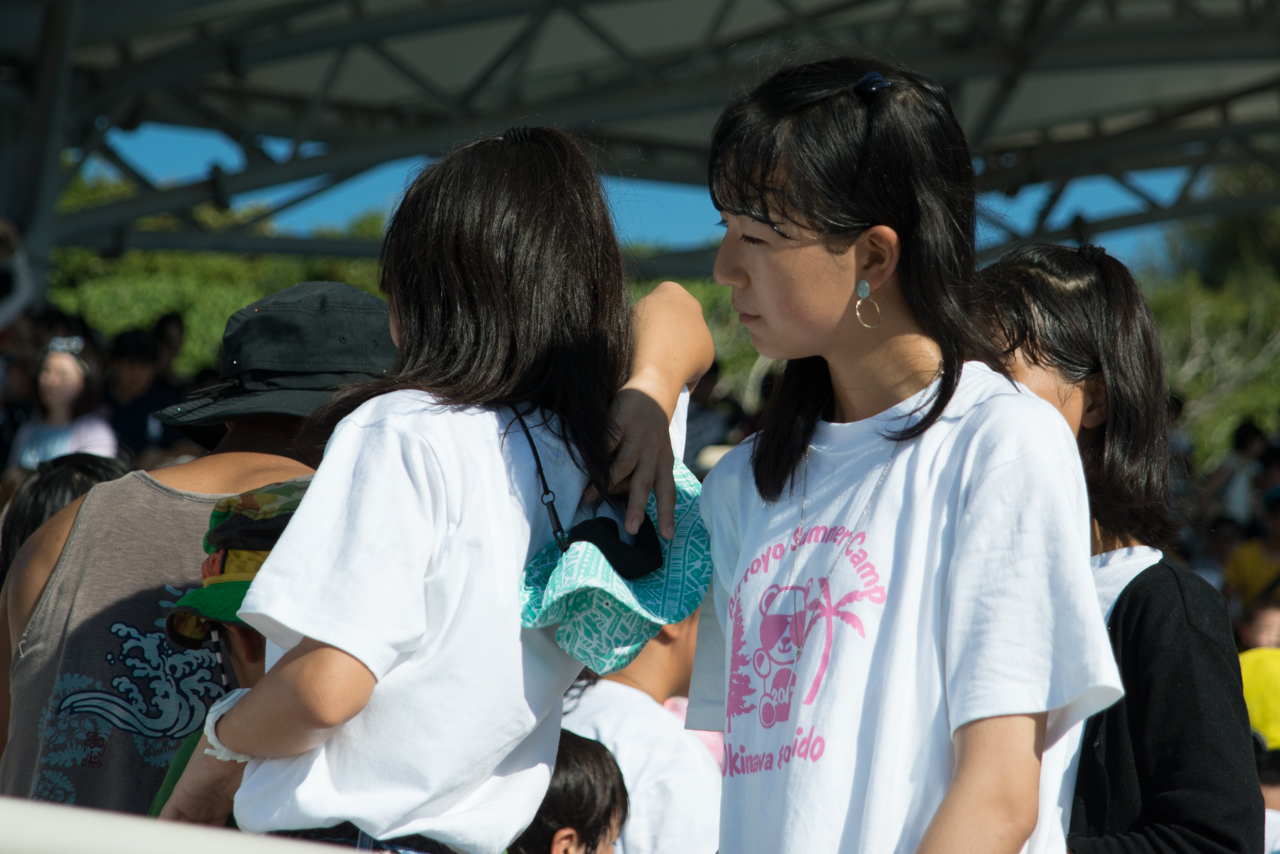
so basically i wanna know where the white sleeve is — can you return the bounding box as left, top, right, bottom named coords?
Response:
left=685, top=460, right=737, bottom=732
left=944, top=415, right=1123, bottom=746
left=238, top=417, right=445, bottom=680
left=669, top=387, right=690, bottom=461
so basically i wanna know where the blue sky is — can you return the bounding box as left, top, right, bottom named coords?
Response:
left=95, top=122, right=1180, bottom=271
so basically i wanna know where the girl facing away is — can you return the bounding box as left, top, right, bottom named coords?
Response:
left=160, top=127, right=712, bottom=853
left=979, top=242, right=1263, bottom=854
left=684, top=57, right=1124, bottom=854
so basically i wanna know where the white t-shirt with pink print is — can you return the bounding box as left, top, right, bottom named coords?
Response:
left=686, top=361, right=1123, bottom=854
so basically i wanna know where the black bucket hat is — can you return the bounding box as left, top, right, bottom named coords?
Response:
left=154, top=282, right=393, bottom=445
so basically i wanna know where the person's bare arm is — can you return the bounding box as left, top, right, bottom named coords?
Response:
left=5, top=496, right=84, bottom=653
left=0, top=495, right=84, bottom=764
left=612, top=281, right=715, bottom=536
left=161, top=637, right=376, bottom=824
left=914, top=712, right=1046, bottom=854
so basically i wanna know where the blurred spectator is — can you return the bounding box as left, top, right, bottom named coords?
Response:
left=7, top=337, right=115, bottom=471
left=0, top=354, right=34, bottom=467
left=1226, top=486, right=1280, bottom=616
left=153, top=313, right=186, bottom=394
left=0, top=453, right=128, bottom=587
left=508, top=730, right=628, bottom=854
left=1203, top=419, right=1268, bottom=529
left=682, top=362, right=744, bottom=471
left=1242, top=600, right=1280, bottom=650
left=103, top=329, right=184, bottom=467
left=1189, top=515, right=1242, bottom=592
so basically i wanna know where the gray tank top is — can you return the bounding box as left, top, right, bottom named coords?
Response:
left=1, top=471, right=231, bottom=813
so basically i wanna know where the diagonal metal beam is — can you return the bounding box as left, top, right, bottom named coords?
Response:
left=55, top=71, right=737, bottom=240
left=367, top=41, right=463, bottom=118
left=289, top=46, right=349, bottom=160
left=695, top=0, right=738, bottom=58
left=458, top=10, right=549, bottom=109
left=87, top=0, right=642, bottom=115
left=565, top=4, right=660, bottom=86
left=229, top=169, right=364, bottom=232
left=1109, top=171, right=1164, bottom=210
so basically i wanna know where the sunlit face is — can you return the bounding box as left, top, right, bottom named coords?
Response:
left=713, top=212, right=858, bottom=361
left=1006, top=349, right=1086, bottom=437
left=39, top=351, right=86, bottom=413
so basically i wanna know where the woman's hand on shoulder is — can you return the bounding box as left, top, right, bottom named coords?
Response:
left=606, top=381, right=678, bottom=539
left=604, top=281, right=713, bottom=538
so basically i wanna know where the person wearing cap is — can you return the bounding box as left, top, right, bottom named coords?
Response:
left=0, top=273, right=710, bottom=818
left=148, top=477, right=312, bottom=819
left=0, top=281, right=386, bottom=815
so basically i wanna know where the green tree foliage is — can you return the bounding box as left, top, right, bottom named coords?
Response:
left=48, top=171, right=383, bottom=378
left=1147, top=166, right=1280, bottom=467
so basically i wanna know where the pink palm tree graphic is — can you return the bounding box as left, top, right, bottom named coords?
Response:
left=796, top=577, right=865, bottom=705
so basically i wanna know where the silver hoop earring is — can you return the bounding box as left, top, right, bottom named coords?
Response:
left=855, top=279, right=881, bottom=329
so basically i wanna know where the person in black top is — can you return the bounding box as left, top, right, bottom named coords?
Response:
left=103, top=329, right=184, bottom=466
left=979, top=243, right=1262, bottom=854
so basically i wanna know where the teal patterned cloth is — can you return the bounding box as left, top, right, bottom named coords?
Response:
left=521, top=460, right=712, bottom=675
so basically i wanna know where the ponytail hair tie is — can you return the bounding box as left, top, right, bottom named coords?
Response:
left=503, top=126, right=532, bottom=143
left=853, top=71, right=892, bottom=100
left=1078, top=243, right=1106, bottom=263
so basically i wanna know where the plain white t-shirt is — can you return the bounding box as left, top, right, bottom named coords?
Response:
left=686, top=362, right=1123, bottom=854
left=236, top=392, right=595, bottom=852
left=562, top=680, right=720, bottom=854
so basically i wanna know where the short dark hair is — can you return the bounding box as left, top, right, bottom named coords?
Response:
left=1235, top=419, right=1266, bottom=453
left=508, top=730, right=628, bottom=854
left=978, top=243, right=1179, bottom=549
left=314, top=128, right=632, bottom=495
left=709, top=57, right=1005, bottom=501
left=111, top=329, right=159, bottom=363
left=154, top=312, right=184, bottom=337
left=0, top=453, right=129, bottom=586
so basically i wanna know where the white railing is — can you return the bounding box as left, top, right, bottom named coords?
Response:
left=0, top=796, right=325, bottom=854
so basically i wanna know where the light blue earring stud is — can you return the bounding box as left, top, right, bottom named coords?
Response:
left=854, top=279, right=881, bottom=328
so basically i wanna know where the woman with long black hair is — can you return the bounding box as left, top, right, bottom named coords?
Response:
left=685, top=58, right=1122, bottom=854
left=160, top=127, right=712, bottom=854
left=980, top=242, right=1262, bottom=854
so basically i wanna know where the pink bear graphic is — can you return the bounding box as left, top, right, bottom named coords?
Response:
left=753, top=584, right=809, bottom=728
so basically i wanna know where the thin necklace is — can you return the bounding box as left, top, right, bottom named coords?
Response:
left=781, top=438, right=900, bottom=654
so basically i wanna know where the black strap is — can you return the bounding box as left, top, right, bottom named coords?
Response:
left=514, top=411, right=663, bottom=580
left=515, top=412, right=569, bottom=553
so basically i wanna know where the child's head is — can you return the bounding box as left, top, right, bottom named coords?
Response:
left=1242, top=599, right=1280, bottom=650
left=322, top=127, right=631, bottom=496
left=708, top=57, right=1000, bottom=500
left=510, top=730, right=628, bottom=854
left=166, top=478, right=311, bottom=689
left=1234, top=419, right=1267, bottom=459
left=978, top=243, right=1178, bottom=550
left=33, top=337, right=100, bottom=421
left=0, top=453, right=129, bottom=584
